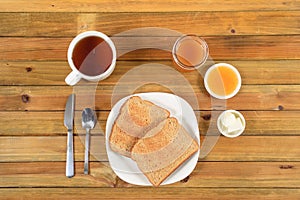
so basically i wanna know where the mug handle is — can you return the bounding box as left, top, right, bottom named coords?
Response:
left=65, top=71, right=81, bottom=86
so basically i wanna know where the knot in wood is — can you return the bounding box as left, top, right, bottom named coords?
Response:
left=180, top=176, right=190, bottom=183
left=21, top=94, right=30, bottom=103
left=202, top=114, right=211, bottom=121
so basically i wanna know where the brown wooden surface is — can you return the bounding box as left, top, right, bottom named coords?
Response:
left=1, top=0, right=300, bottom=199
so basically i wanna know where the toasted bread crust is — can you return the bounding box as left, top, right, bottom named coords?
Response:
left=109, top=123, right=138, bottom=157
left=109, top=96, right=198, bottom=186
left=128, top=96, right=152, bottom=126
left=109, top=96, right=169, bottom=157
left=131, top=117, right=199, bottom=186
left=145, top=139, right=198, bottom=186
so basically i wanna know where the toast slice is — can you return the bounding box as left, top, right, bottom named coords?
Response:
left=109, top=96, right=170, bottom=157
left=131, top=117, right=199, bottom=186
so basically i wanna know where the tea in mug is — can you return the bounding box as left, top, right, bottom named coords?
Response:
left=72, top=36, right=113, bottom=76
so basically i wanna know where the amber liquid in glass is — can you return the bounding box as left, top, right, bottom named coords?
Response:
left=72, top=36, right=113, bottom=76
left=174, top=38, right=206, bottom=70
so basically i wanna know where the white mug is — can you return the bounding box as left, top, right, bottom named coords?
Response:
left=65, top=31, right=117, bottom=86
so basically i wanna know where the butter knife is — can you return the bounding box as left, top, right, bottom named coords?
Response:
left=64, top=94, right=75, bottom=178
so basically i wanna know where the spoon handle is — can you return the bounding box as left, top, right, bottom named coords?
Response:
left=66, top=130, right=74, bottom=178
left=84, top=128, right=90, bottom=174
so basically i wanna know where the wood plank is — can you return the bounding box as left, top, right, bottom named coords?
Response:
left=0, top=85, right=300, bottom=111
left=234, top=60, right=300, bottom=85
left=1, top=60, right=300, bottom=86
left=0, top=0, right=299, bottom=12
left=0, top=162, right=299, bottom=188
left=1, top=11, right=300, bottom=37
left=1, top=36, right=300, bottom=61
left=2, top=0, right=299, bottom=198
left=0, top=135, right=107, bottom=162
left=208, top=136, right=300, bottom=161
left=117, top=162, right=300, bottom=188
left=0, top=136, right=299, bottom=162
left=1, top=111, right=300, bottom=136
left=1, top=188, right=300, bottom=199
left=0, top=162, right=116, bottom=187
left=0, top=61, right=68, bottom=86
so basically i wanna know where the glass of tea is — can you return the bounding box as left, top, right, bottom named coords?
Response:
left=204, top=63, right=242, bottom=99
left=65, top=31, right=117, bottom=86
left=172, top=35, right=209, bottom=71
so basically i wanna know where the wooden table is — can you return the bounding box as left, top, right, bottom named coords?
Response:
left=1, top=0, right=300, bottom=199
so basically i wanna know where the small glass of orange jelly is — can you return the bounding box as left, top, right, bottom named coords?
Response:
left=172, top=35, right=209, bottom=71
left=204, top=63, right=241, bottom=99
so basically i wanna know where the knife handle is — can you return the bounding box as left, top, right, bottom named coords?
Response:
left=66, top=130, right=74, bottom=178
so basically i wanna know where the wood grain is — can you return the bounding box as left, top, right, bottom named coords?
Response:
left=0, top=162, right=298, bottom=188
left=1, top=36, right=300, bottom=61
left=0, top=162, right=116, bottom=187
left=0, top=85, right=300, bottom=111
left=118, top=161, right=300, bottom=188
left=1, top=0, right=299, bottom=12
left=0, top=136, right=299, bottom=162
left=1, top=0, right=300, bottom=197
left=1, top=188, right=300, bottom=199
left=1, top=60, right=300, bottom=86
left=1, top=111, right=300, bottom=136
left=0, top=136, right=107, bottom=162
left=1, top=11, right=300, bottom=37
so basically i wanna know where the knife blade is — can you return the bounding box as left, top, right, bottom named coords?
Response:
left=64, top=94, right=75, bottom=178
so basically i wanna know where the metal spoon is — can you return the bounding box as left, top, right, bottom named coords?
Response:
left=82, top=108, right=97, bottom=174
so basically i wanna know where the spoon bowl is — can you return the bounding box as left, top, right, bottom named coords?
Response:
left=82, top=108, right=97, bottom=130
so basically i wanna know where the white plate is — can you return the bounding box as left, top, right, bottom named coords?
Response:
left=105, top=92, right=200, bottom=186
